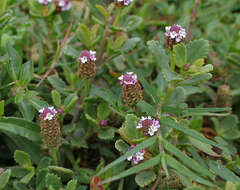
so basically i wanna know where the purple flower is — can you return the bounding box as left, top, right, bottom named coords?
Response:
left=38, top=0, right=52, bottom=5
left=79, top=50, right=96, bottom=64
left=184, top=64, right=190, bottom=69
left=39, top=107, right=58, bottom=121
left=56, top=0, right=72, bottom=11
left=127, top=145, right=145, bottom=165
left=137, top=116, right=160, bottom=136
left=118, top=72, right=138, bottom=86
left=117, top=0, right=133, bottom=6
left=99, top=120, right=108, bottom=127
left=165, top=24, right=186, bottom=43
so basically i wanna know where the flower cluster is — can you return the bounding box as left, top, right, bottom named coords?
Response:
left=39, top=106, right=62, bottom=149
left=137, top=116, right=160, bottom=136
left=127, top=145, right=145, bottom=165
left=38, top=0, right=52, bottom=5
left=165, top=24, right=186, bottom=49
left=118, top=72, right=143, bottom=106
left=39, top=107, right=58, bottom=121
left=78, top=50, right=97, bottom=79
left=55, top=0, right=72, bottom=11
left=116, top=0, right=133, bottom=6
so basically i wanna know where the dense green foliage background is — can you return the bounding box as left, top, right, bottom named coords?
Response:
left=0, top=0, right=240, bottom=189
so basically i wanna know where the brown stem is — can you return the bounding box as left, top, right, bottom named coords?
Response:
left=187, top=0, right=201, bottom=43
left=37, top=19, right=74, bottom=87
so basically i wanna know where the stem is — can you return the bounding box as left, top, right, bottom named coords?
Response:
left=84, top=79, right=91, bottom=98
left=170, top=51, right=175, bottom=71
left=187, top=0, right=201, bottom=43
left=51, top=148, right=58, bottom=165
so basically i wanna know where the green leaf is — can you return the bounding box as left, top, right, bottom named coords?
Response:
left=179, top=73, right=212, bottom=85
left=147, top=40, right=169, bottom=70
left=0, top=169, right=11, bottom=190
left=137, top=101, right=157, bottom=116
left=36, top=168, right=49, bottom=190
left=0, top=0, right=7, bottom=15
left=51, top=90, right=61, bottom=108
left=161, top=117, right=227, bottom=152
left=48, top=166, right=73, bottom=181
left=135, top=170, right=156, bottom=187
left=124, top=15, right=143, bottom=32
left=115, top=139, right=130, bottom=153
left=14, top=150, right=32, bottom=168
left=20, top=167, right=35, bottom=184
left=97, top=136, right=157, bottom=176
left=166, top=154, right=214, bottom=186
left=173, top=43, right=187, bottom=68
left=121, top=37, right=141, bottom=53
left=167, top=86, right=185, bottom=107
left=48, top=75, right=68, bottom=95
left=19, top=61, right=34, bottom=85
left=100, top=155, right=160, bottom=184
left=6, top=43, right=22, bottom=81
left=163, top=139, right=215, bottom=179
left=0, top=117, right=41, bottom=142
left=28, top=0, right=55, bottom=17
left=45, top=173, right=62, bottom=190
left=162, top=68, right=183, bottom=82
left=17, top=100, right=35, bottom=121
left=208, top=161, right=240, bottom=183
left=97, top=101, right=111, bottom=119
left=13, top=181, right=28, bottom=190
left=113, top=34, right=128, bottom=49
left=187, top=39, right=210, bottom=64
left=64, top=93, right=78, bottom=113
left=0, top=100, right=4, bottom=117
left=37, top=157, right=52, bottom=171
left=95, top=5, right=109, bottom=20
left=66, top=180, right=78, bottom=190
left=77, top=24, right=91, bottom=47
left=98, top=128, right=115, bottom=140
left=119, top=114, right=145, bottom=144
left=225, top=181, right=238, bottom=190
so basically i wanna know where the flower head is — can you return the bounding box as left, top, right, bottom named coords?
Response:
left=38, top=0, right=52, bottom=5
left=116, top=0, right=133, bottom=6
left=79, top=50, right=96, bottom=64
left=55, top=0, right=72, bottom=11
left=118, top=72, right=138, bottom=86
left=165, top=24, right=186, bottom=43
left=39, top=107, right=60, bottom=121
left=99, top=120, right=107, bottom=127
left=127, top=145, right=145, bottom=165
left=137, top=116, right=160, bottom=136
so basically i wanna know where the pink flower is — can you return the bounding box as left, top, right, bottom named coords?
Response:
left=55, top=0, right=72, bottom=11
left=79, top=50, right=96, bottom=64
left=39, top=107, right=58, bottom=121
left=117, top=0, right=133, bottom=6
left=127, top=145, right=145, bottom=164
left=137, top=116, right=160, bottom=136
left=165, top=24, right=186, bottom=43
left=38, top=0, right=52, bottom=5
left=118, top=72, right=138, bottom=86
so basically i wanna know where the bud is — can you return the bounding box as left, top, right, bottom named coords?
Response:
left=78, top=50, right=97, bottom=80
left=99, top=120, right=107, bottom=128
left=39, top=107, right=61, bottom=149
left=115, top=0, right=133, bottom=6
left=90, top=176, right=104, bottom=190
left=165, top=24, right=186, bottom=50
left=38, top=0, right=52, bottom=5
left=127, top=145, right=145, bottom=165
left=216, top=85, right=232, bottom=108
left=137, top=116, right=160, bottom=136
left=118, top=72, right=143, bottom=106
left=184, top=64, right=190, bottom=69
left=55, top=0, right=72, bottom=12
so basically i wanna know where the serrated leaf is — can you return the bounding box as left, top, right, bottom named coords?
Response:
left=6, top=43, right=22, bottom=81
left=98, top=128, right=115, bottom=140
left=20, top=167, right=35, bottom=184
left=147, top=40, right=169, bottom=70
left=48, top=75, right=68, bottom=95
left=19, top=60, right=34, bottom=85
left=13, top=181, right=28, bottom=190
left=119, top=114, right=145, bottom=144
left=64, top=93, right=78, bottom=113
left=0, top=169, right=11, bottom=190
left=187, top=39, right=210, bottom=64
left=135, top=170, right=156, bottom=187
left=173, top=43, right=187, bottom=68
left=45, top=173, right=62, bottom=190
left=37, top=157, right=52, bottom=171
left=14, top=150, right=32, bottom=168
left=51, top=90, right=61, bottom=108
left=48, top=166, right=73, bottom=181
left=115, top=139, right=130, bottom=153
left=66, top=180, right=77, bottom=190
